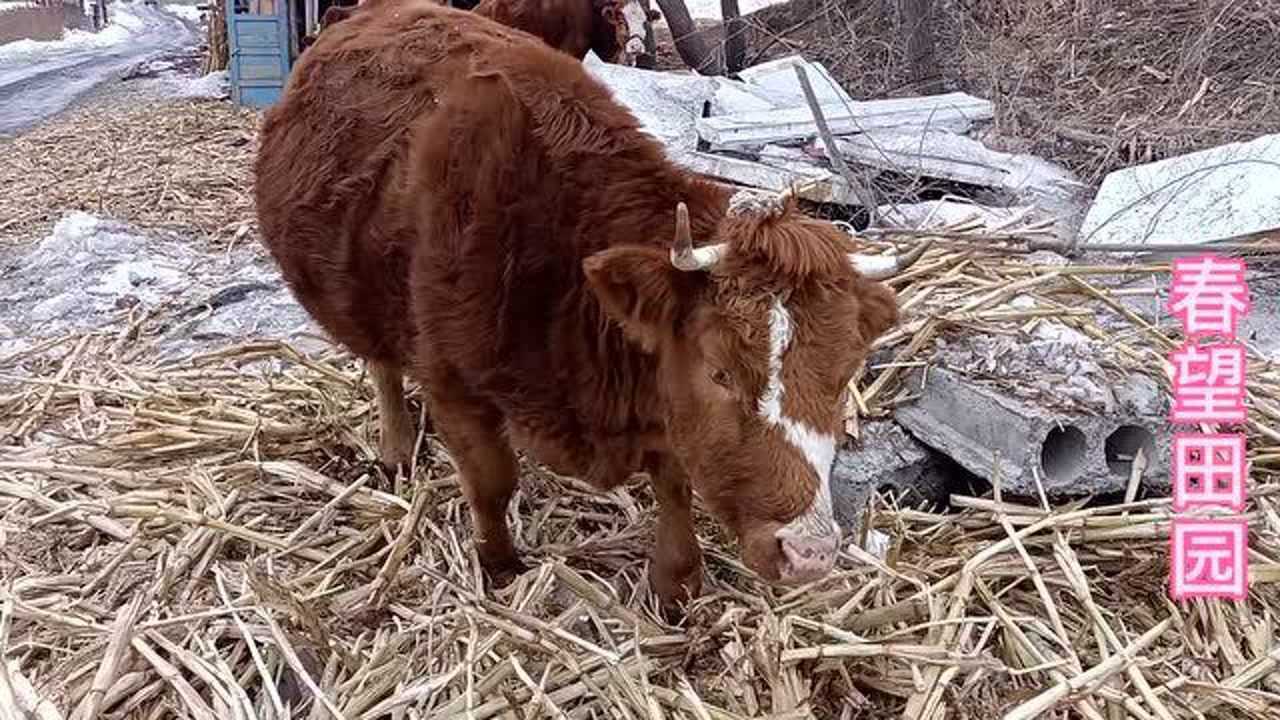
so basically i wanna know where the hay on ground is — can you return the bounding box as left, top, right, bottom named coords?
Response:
left=3, top=230, right=1279, bottom=719
left=0, top=97, right=258, bottom=248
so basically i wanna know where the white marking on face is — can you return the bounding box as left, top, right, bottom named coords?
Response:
left=759, top=295, right=840, bottom=539
left=620, top=0, right=648, bottom=54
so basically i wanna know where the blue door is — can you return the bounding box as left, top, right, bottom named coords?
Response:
left=227, top=0, right=292, bottom=107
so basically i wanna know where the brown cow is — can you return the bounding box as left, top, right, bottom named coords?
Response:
left=305, top=0, right=655, bottom=64
left=471, top=0, right=658, bottom=64
left=254, top=1, right=926, bottom=611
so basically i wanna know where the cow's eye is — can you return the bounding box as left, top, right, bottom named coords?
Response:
left=710, top=368, right=733, bottom=388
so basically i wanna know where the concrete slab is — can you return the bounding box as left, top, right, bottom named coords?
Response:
left=1078, top=132, right=1280, bottom=249
left=831, top=421, right=949, bottom=534
left=894, top=365, right=1171, bottom=498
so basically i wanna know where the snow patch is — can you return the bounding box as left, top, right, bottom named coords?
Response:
left=1, top=212, right=322, bottom=363
left=164, top=3, right=205, bottom=24
left=161, top=69, right=229, bottom=99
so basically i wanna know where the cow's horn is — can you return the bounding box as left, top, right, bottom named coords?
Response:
left=670, top=202, right=725, bottom=271
left=847, top=237, right=933, bottom=280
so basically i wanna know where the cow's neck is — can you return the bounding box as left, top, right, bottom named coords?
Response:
left=556, top=168, right=729, bottom=485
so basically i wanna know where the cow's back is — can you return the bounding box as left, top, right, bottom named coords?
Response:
left=253, top=1, right=528, bottom=364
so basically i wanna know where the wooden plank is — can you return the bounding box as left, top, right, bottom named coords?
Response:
left=695, top=92, right=994, bottom=149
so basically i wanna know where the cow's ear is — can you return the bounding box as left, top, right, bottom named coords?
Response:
left=583, top=246, right=703, bottom=354
left=854, top=277, right=899, bottom=345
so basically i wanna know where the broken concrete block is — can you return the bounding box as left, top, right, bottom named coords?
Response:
left=894, top=367, right=1171, bottom=498
left=1078, top=132, right=1280, bottom=249
left=830, top=421, right=950, bottom=534
left=736, top=54, right=855, bottom=109
left=695, top=92, right=994, bottom=149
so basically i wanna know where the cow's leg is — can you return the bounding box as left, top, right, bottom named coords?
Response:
left=428, top=380, right=526, bottom=586
left=370, top=360, right=417, bottom=473
left=649, top=459, right=704, bottom=615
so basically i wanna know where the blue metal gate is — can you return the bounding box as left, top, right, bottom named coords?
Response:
left=226, top=0, right=292, bottom=107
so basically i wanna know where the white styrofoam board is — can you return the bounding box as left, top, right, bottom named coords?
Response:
left=695, top=92, right=995, bottom=148
left=675, top=150, right=858, bottom=205
left=831, top=127, right=1084, bottom=198
left=710, top=77, right=780, bottom=116
left=584, top=51, right=718, bottom=157
left=1078, top=132, right=1280, bottom=247
left=735, top=54, right=855, bottom=109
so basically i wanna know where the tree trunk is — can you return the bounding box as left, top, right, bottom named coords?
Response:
left=654, top=0, right=722, bottom=75
left=899, top=0, right=940, bottom=92
left=720, top=0, right=745, bottom=74
left=635, top=0, right=658, bottom=69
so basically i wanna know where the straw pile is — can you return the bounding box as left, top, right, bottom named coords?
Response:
left=3, top=220, right=1279, bottom=718
left=0, top=97, right=258, bottom=247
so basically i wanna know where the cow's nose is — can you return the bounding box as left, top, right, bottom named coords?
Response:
left=775, top=528, right=838, bottom=584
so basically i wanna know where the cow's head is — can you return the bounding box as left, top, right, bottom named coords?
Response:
left=584, top=191, right=928, bottom=587
left=596, top=0, right=659, bottom=65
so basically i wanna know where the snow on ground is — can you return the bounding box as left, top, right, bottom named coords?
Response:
left=0, top=0, right=147, bottom=64
left=0, top=1, right=38, bottom=12
left=0, top=211, right=320, bottom=362
left=154, top=68, right=229, bottom=99
left=163, top=2, right=205, bottom=24
left=678, top=0, right=790, bottom=20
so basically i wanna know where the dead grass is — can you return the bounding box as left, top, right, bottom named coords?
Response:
left=2, top=228, right=1279, bottom=718
left=735, top=0, right=1280, bottom=185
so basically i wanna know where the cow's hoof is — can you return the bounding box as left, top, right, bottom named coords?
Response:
left=482, top=556, right=529, bottom=589
left=378, top=439, right=418, bottom=477
left=649, top=562, right=703, bottom=622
